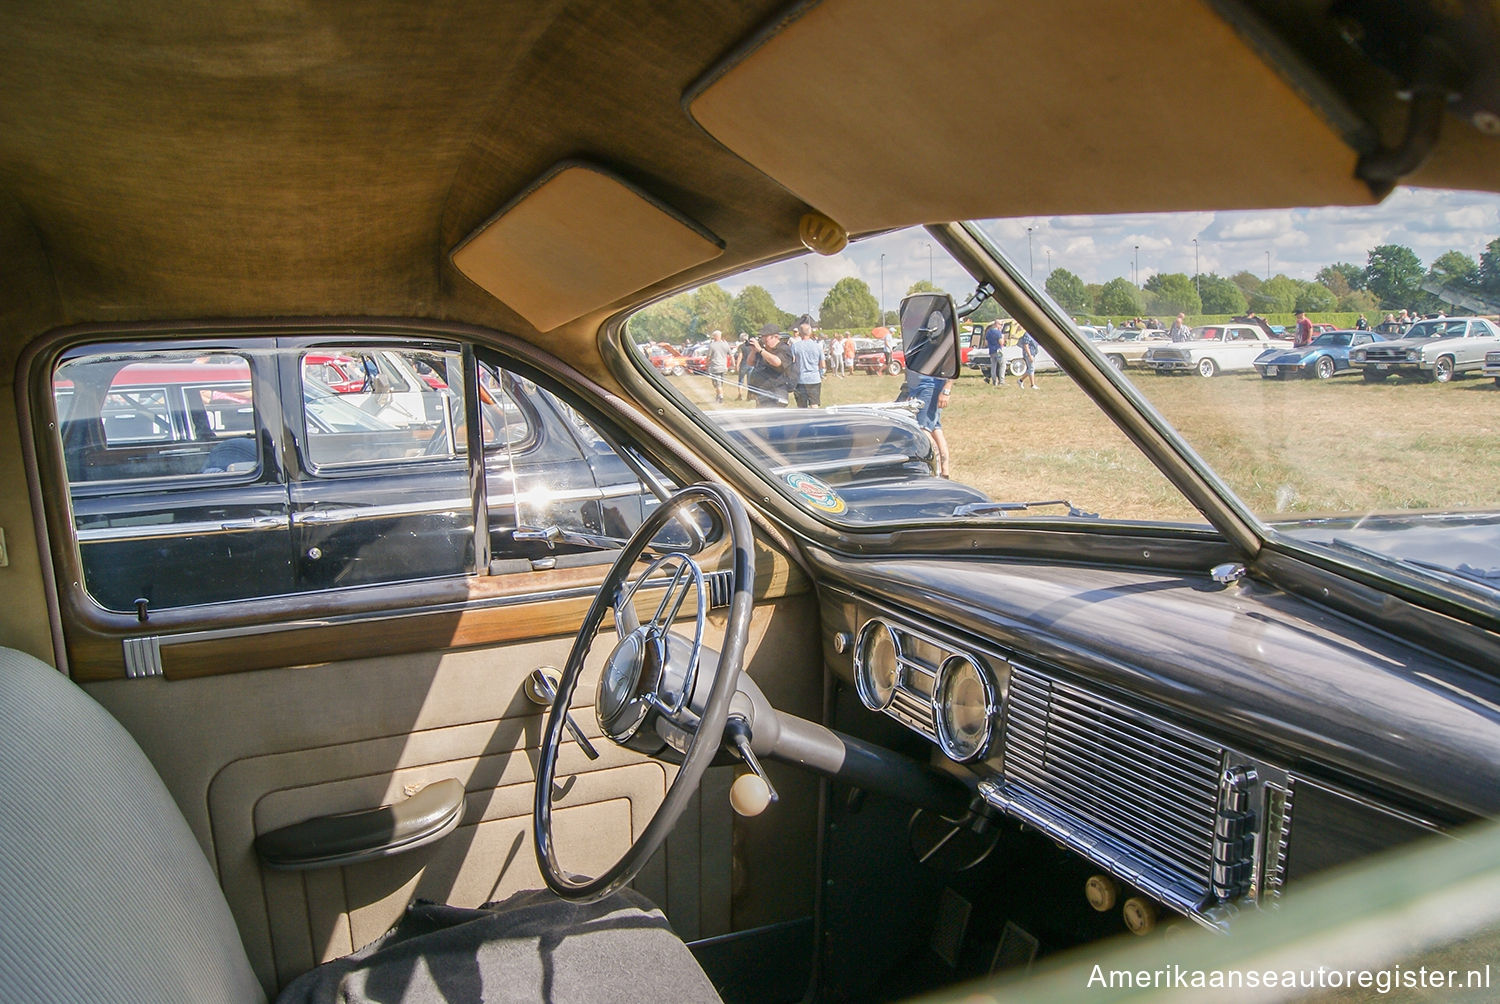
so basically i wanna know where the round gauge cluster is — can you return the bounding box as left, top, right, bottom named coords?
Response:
left=854, top=620, right=901, bottom=711
left=935, top=654, right=996, bottom=762
left=853, top=617, right=998, bottom=762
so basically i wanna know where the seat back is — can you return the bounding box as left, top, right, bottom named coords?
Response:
left=0, top=647, right=265, bottom=1003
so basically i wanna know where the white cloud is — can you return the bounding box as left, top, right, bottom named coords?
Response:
left=694, top=189, right=1500, bottom=323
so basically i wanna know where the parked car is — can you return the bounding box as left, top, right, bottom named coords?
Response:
left=1089, top=328, right=1169, bottom=370
left=1350, top=316, right=1500, bottom=382
left=964, top=320, right=1063, bottom=376
left=852, top=341, right=904, bottom=375
left=1485, top=349, right=1500, bottom=387
left=1254, top=329, right=1386, bottom=379
left=646, top=343, right=690, bottom=376
left=1140, top=323, right=1291, bottom=377
left=10, top=5, right=1500, bottom=1004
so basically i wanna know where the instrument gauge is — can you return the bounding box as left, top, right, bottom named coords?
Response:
left=854, top=620, right=901, bottom=711
left=935, top=654, right=995, bottom=761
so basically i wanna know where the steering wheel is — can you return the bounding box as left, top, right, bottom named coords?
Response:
left=533, top=482, right=754, bottom=902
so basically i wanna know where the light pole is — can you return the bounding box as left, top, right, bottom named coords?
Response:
left=879, top=252, right=886, bottom=325
left=1266, top=251, right=1271, bottom=281
left=1026, top=226, right=1035, bottom=279
left=803, top=261, right=811, bottom=314
left=1046, top=249, right=1051, bottom=277
left=1193, top=238, right=1200, bottom=297
left=922, top=241, right=933, bottom=284
left=1134, top=245, right=1140, bottom=287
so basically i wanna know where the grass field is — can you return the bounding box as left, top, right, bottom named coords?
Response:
left=665, top=365, right=1500, bottom=523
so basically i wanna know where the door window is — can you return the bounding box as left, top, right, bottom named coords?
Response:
left=46, top=336, right=683, bottom=614
left=52, top=347, right=288, bottom=612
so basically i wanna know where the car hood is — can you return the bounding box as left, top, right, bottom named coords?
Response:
left=822, top=476, right=991, bottom=524
left=1276, top=511, right=1500, bottom=593
left=1257, top=347, right=1324, bottom=361
left=1366, top=337, right=1453, bottom=350
left=708, top=405, right=933, bottom=478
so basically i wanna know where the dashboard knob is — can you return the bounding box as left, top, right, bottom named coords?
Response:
left=1122, top=896, right=1159, bottom=936
left=730, top=772, right=772, bottom=816
left=1085, top=874, right=1119, bottom=912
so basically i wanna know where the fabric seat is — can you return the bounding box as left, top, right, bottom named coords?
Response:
left=0, top=646, right=719, bottom=1003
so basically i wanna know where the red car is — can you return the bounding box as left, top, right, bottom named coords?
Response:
left=853, top=340, right=904, bottom=375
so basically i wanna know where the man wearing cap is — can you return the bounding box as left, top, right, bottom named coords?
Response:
left=789, top=314, right=825, bottom=407
left=705, top=329, right=733, bottom=404
left=743, top=322, right=795, bottom=406
left=1294, top=310, right=1313, bottom=347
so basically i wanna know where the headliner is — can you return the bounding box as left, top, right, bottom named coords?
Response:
left=3, top=0, right=1499, bottom=379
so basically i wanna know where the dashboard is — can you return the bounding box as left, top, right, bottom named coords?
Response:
left=811, top=555, right=1496, bottom=930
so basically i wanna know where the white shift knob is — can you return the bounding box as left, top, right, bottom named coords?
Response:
left=730, top=772, right=773, bottom=816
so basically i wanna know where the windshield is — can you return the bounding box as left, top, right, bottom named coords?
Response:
left=972, top=187, right=1500, bottom=602
left=1406, top=320, right=1463, bottom=338
left=627, top=187, right=1500, bottom=604
left=625, top=228, right=1199, bottom=526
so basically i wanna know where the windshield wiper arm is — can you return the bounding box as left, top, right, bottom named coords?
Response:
left=953, top=499, right=1098, bottom=519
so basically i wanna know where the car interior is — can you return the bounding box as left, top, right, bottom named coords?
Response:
left=5, top=1, right=1500, bottom=1002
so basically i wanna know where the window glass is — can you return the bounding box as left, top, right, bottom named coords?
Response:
left=300, top=348, right=463, bottom=468
left=55, top=351, right=260, bottom=484
left=49, top=337, right=690, bottom=612
left=52, top=347, right=281, bottom=611
left=625, top=228, right=1200, bottom=527
left=973, top=187, right=1500, bottom=599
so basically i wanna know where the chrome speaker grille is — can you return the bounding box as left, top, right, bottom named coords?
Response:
left=994, top=666, right=1223, bottom=914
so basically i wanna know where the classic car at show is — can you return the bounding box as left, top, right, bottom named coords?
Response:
left=6, top=2, right=1500, bottom=1003
left=1139, top=323, right=1291, bottom=377
left=1350, top=315, right=1500, bottom=382
left=1252, top=329, right=1387, bottom=379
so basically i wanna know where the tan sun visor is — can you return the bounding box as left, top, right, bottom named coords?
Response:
left=452, top=162, right=723, bottom=331
left=687, top=0, right=1375, bottom=232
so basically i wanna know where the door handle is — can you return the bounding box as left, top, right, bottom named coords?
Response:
left=254, top=777, right=464, bottom=870
left=217, top=515, right=289, bottom=531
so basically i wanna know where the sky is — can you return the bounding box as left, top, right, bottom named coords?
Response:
left=714, top=188, right=1500, bottom=318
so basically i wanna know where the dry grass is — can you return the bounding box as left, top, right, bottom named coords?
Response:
left=662, top=365, right=1500, bottom=522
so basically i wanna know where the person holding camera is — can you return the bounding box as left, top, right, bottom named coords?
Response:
left=744, top=322, right=795, bottom=406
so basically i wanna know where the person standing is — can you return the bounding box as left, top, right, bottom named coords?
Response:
left=1168, top=313, right=1190, bottom=341
left=984, top=317, right=1005, bottom=387
left=789, top=315, right=825, bottom=407
left=1018, top=330, right=1041, bottom=389
left=843, top=334, right=856, bottom=375
left=744, top=323, right=794, bottom=406
left=905, top=368, right=953, bottom=477
left=705, top=329, right=733, bottom=404
left=1355, top=314, right=1369, bottom=331
left=829, top=333, right=844, bottom=376
left=1294, top=310, right=1313, bottom=347
left=734, top=333, right=751, bottom=399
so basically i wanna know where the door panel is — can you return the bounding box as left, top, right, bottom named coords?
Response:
left=85, top=595, right=819, bottom=995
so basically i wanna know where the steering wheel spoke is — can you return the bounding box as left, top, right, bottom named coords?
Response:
left=533, top=483, right=754, bottom=903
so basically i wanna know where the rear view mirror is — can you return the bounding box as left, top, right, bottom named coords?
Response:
left=898, top=293, right=960, bottom=378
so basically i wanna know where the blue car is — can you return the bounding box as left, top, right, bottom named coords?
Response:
left=1254, top=329, right=1386, bottom=380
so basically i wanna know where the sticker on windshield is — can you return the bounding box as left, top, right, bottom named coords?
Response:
left=783, top=471, right=846, bottom=514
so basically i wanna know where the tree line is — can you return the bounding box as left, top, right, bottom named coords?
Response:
left=629, top=277, right=938, bottom=344
left=1044, top=239, right=1500, bottom=319
left=629, top=238, right=1500, bottom=345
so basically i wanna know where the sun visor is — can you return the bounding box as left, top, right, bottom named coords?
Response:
left=452, top=163, right=723, bottom=331
left=687, top=0, right=1375, bottom=231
